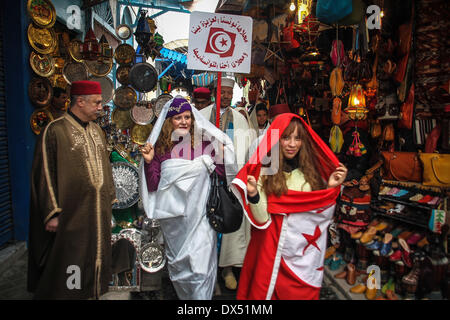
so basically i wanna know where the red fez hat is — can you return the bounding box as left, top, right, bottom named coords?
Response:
left=70, top=80, right=102, bottom=95
left=269, top=104, right=290, bottom=119
left=193, top=87, right=211, bottom=100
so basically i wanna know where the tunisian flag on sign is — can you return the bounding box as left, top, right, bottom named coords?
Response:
left=230, top=113, right=341, bottom=300
left=205, top=27, right=236, bottom=58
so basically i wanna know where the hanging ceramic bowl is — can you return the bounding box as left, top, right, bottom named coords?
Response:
left=154, top=93, right=173, bottom=118
left=113, top=86, right=137, bottom=110
left=130, top=101, right=155, bottom=125
left=130, top=123, right=153, bottom=145
left=27, top=0, right=56, bottom=29
left=129, top=62, right=158, bottom=93
left=114, top=43, right=135, bottom=65
left=29, top=51, right=55, bottom=77
left=62, top=61, right=89, bottom=84
left=88, top=75, right=114, bottom=105
left=27, top=23, right=57, bottom=54
left=116, top=65, right=131, bottom=86
left=28, top=77, right=53, bottom=108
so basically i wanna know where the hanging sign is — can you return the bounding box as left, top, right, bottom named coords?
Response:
left=187, top=11, right=253, bottom=74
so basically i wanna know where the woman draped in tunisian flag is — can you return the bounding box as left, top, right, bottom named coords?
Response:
left=231, top=113, right=347, bottom=300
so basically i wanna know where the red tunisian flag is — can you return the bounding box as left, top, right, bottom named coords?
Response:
left=230, top=113, right=341, bottom=300
left=204, top=27, right=236, bottom=58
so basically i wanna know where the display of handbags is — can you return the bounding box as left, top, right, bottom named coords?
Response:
left=381, top=151, right=423, bottom=182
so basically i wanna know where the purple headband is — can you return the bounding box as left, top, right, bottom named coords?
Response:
left=166, top=98, right=192, bottom=118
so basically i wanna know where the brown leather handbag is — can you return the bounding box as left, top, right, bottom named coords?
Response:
left=418, top=153, right=450, bottom=187
left=398, top=84, right=414, bottom=129
left=381, top=151, right=423, bottom=182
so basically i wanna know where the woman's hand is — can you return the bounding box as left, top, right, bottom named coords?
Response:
left=327, top=162, right=348, bottom=189
left=247, top=175, right=258, bottom=197
left=140, top=143, right=155, bottom=164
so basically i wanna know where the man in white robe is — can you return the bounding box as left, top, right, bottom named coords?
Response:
left=199, top=77, right=255, bottom=290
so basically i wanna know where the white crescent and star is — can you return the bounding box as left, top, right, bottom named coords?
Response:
left=209, top=31, right=232, bottom=54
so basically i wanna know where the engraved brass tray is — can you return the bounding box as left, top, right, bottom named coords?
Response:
left=111, top=161, right=140, bottom=210
left=130, top=101, right=155, bottom=125
left=83, top=58, right=113, bottom=77
left=30, top=108, right=54, bottom=135
left=114, top=43, right=135, bottom=65
left=116, top=65, right=131, bottom=86
left=29, top=51, right=55, bottom=77
left=139, top=242, right=166, bottom=273
left=154, top=94, right=173, bottom=117
left=27, top=0, right=56, bottom=29
left=28, top=77, right=53, bottom=107
left=113, top=86, right=137, bottom=110
left=68, top=39, right=83, bottom=62
left=111, top=107, right=134, bottom=130
left=130, top=123, right=153, bottom=145
left=88, top=75, right=114, bottom=105
left=62, top=61, right=88, bottom=84
left=27, top=23, right=57, bottom=54
left=129, top=62, right=158, bottom=93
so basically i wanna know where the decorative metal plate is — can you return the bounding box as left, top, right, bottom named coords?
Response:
left=63, top=61, right=88, bottom=84
left=88, top=75, right=114, bottom=105
left=111, top=162, right=140, bottom=209
left=154, top=94, right=173, bottom=117
left=111, top=107, right=134, bottom=130
left=114, top=44, right=136, bottom=65
left=115, top=24, right=132, bottom=41
left=68, top=39, right=83, bottom=62
left=130, top=101, right=154, bottom=125
left=29, top=51, right=55, bottom=77
left=130, top=123, right=153, bottom=145
left=116, top=65, right=131, bottom=86
left=27, top=23, right=57, bottom=54
left=27, top=0, right=56, bottom=29
left=113, top=86, right=137, bottom=110
left=28, top=77, right=53, bottom=107
left=139, top=242, right=166, bottom=273
left=129, top=62, right=158, bottom=93
left=30, top=108, right=54, bottom=135
left=83, top=58, right=113, bottom=77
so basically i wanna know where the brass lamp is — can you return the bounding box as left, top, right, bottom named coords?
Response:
left=345, top=84, right=368, bottom=120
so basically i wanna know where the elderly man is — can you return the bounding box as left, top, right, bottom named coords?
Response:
left=192, top=87, right=212, bottom=110
left=200, top=76, right=255, bottom=291
left=28, top=80, right=116, bottom=299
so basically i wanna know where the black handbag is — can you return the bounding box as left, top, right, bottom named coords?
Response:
left=206, top=171, right=243, bottom=234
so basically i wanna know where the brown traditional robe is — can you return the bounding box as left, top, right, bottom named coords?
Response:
left=28, top=113, right=116, bottom=299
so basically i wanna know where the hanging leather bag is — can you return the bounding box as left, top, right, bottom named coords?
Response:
left=398, top=84, right=415, bottom=129
left=206, top=171, right=243, bottom=233
left=418, top=153, right=450, bottom=187
left=381, top=151, right=423, bottom=182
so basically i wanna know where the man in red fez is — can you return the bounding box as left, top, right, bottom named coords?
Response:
left=28, top=80, right=116, bottom=300
left=192, top=87, right=212, bottom=110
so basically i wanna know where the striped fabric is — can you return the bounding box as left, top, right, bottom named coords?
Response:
left=414, top=118, right=437, bottom=145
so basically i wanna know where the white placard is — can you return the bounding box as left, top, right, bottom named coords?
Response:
left=187, top=11, right=253, bottom=74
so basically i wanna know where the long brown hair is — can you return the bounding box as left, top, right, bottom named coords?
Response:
left=262, top=118, right=327, bottom=197
left=155, top=111, right=196, bottom=155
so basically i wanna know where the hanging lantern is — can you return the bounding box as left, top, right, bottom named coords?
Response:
left=80, top=28, right=100, bottom=60
left=345, top=84, right=368, bottom=120
left=134, top=10, right=152, bottom=53
left=99, top=35, right=112, bottom=59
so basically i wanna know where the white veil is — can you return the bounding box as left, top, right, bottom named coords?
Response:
left=138, top=95, right=238, bottom=217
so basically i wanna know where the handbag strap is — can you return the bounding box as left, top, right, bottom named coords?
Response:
left=431, top=155, right=450, bottom=184
left=389, top=153, right=419, bottom=181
